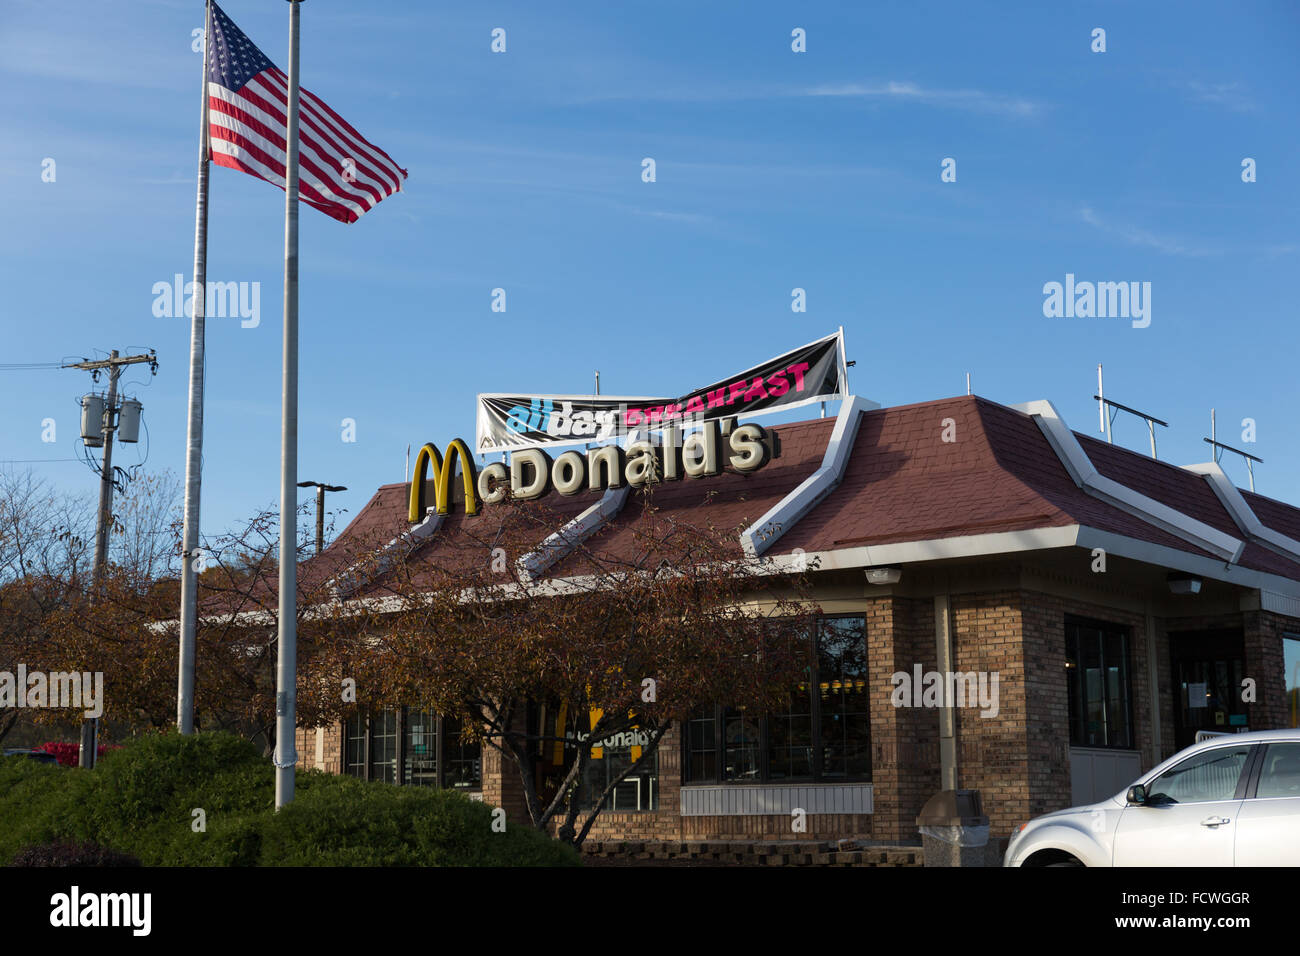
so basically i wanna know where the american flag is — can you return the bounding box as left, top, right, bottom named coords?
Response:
left=205, top=1, right=407, bottom=224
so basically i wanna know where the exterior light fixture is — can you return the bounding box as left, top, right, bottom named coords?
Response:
left=1167, top=572, right=1202, bottom=595
left=865, top=566, right=902, bottom=586
left=299, top=480, right=349, bottom=555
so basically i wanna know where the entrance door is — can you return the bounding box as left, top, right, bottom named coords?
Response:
left=1168, top=629, right=1248, bottom=750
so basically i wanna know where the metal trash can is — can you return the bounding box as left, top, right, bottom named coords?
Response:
left=916, top=789, right=990, bottom=867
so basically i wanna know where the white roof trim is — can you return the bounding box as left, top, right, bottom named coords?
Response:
left=1261, top=590, right=1300, bottom=619
left=516, top=428, right=652, bottom=582
left=517, top=485, right=631, bottom=582
left=1074, top=526, right=1300, bottom=599
left=167, top=520, right=1300, bottom=633
left=758, top=525, right=1083, bottom=572
left=1012, top=399, right=1244, bottom=564
left=740, top=394, right=874, bottom=557
left=753, top=522, right=1300, bottom=600
left=328, top=509, right=443, bottom=600
left=1182, top=461, right=1300, bottom=564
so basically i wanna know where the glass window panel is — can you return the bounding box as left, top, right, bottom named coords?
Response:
left=1066, top=634, right=1082, bottom=745
left=1255, top=743, right=1300, bottom=799
left=403, top=709, right=438, bottom=787
left=1285, top=635, right=1300, bottom=729
left=1147, top=746, right=1249, bottom=804
left=767, top=697, right=812, bottom=780
left=817, top=617, right=870, bottom=779
left=442, top=716, right=482, bottom=790
left=723, top=709, right=761, bottom=781
left=344, top=712, right=366, bottom=778
left=1066, top=619, right=1132, bottom=749
left=685, top=710, right=716, bottom=783
left=578, top=726, right=658, bottom=811
left=369, top=709, right=397, bottom=784
left=1105, top=629, right=1131, bottom=748
left=693, top=614, right=870, bottom=784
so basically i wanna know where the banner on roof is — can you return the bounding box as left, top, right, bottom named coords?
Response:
left=475, top=331, right=847, bottom=452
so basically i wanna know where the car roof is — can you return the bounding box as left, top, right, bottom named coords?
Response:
left=1193, top=730, right=1300, bottom=745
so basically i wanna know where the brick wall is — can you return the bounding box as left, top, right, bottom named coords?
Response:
left=480, top=711, right=531, bottom=823
left=1016, top=591, right=1153, bottom=824
left=952, top=591, right=1036, bottom=836
left=1248, top=611, right=1298, bottom=730
left=289, top=597, right=1300, bottom=849
left=867, top=594, right=938, bottom=842
left=294, top=722, right=342, bottom=774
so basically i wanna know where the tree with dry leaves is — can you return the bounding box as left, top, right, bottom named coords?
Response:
left=339, top=486, right=820, bottom=849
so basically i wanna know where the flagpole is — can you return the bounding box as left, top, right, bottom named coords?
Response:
left=177, top=0, right=212, bottom=735
left=274, top=0, right=304, bottom=808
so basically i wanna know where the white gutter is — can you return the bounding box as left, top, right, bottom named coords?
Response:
left=1183, top=461, right=1300, bottom=564
left=515, top=430, right=650, bottom=583
left=1013, top=400, right=1244, bottom=563
left=517, top=485, right=631, bottom=582
left=327, top=509, right=443, bottom=599
left=740, top=394, right=877, bottom=557
left=160, top=518, right=1300, bottom=634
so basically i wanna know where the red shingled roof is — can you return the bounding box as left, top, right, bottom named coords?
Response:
left=306, top=395, right=1300, bottom=602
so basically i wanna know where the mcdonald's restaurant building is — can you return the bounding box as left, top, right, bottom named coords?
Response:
left=294, top=392, right=1300, bottom=850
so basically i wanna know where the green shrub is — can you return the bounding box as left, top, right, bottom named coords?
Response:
left=0, top=731, right=578, bottom=868
left=261, top=775, right=578, bottom=867
left=10, top=841, right=141, bottom=867
left=0, top=757, right=95, bottom=861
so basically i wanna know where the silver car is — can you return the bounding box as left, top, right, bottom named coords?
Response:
left=1004, top=729, right=1300, bottom=866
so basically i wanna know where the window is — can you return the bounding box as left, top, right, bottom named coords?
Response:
left=1065, top=617, right=1134, bottom=749
left=818, top=616, right=871, bottom=778
left=577, top=733, right=659, bottom=811
left=442, top=716, right=482, bottom=790
left=369, top=709, right=397, bottom=784
left=1254, top=743, right=1300, bottom=799
left=541, top=704, right=659, bottom=812
left=343, top=708, right=481, bottom=790
left=403, top=709, right=438, bottom=786
left=1146, top=745, right=1250, bottom=804
left=344, top=712, right=367, bottom=778
left=685, top=615, right=871, bottom=784
left=1285, top=634, right=1300, bottom=729
left=685, top=711, right=717, bottom=783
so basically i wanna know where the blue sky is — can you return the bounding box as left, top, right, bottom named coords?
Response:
left=1, top=0, right=1297, bottom=549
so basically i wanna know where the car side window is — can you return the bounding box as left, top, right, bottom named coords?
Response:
left=1146, top=746, right=1250, bottom=804
left=1254, top=743, right=1300, bottom=799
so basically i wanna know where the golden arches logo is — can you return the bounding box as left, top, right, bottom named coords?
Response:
left=407, top=439, right=479, bottom=522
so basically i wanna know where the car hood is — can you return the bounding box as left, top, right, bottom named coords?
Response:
left=1031, top=793, right=1126, bottom=822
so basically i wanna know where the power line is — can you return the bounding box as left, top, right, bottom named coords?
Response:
left=0, top=458, right=83, bottom=464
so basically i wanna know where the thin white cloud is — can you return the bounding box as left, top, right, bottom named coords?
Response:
left=806, top=80, right=1042, bottom=117
left=618, top=205, right=713, bottom=225
left=1079, top=205, right=1216, bottom=257
left=1183, top=80, right=1257, bottom=113
left=565, top=78, right=1044, bottom=118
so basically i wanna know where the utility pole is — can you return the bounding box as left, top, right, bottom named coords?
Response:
left=64, top=349, right=157, bottom=769
left=297, top=481, right=346, bottom=555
